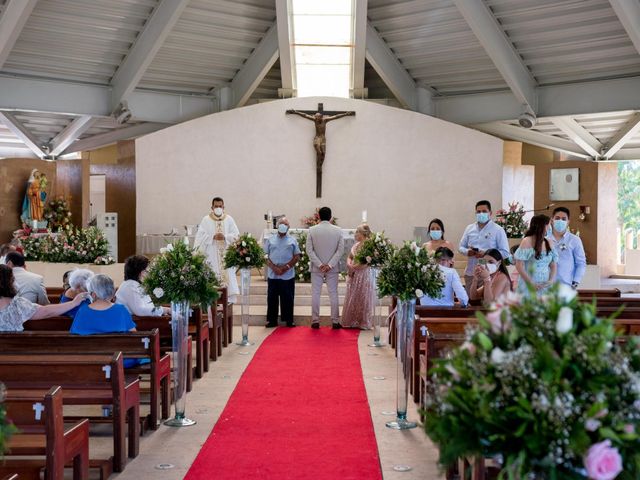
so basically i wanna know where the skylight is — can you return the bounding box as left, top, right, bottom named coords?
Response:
left=291, top=0, right=354, bottom=98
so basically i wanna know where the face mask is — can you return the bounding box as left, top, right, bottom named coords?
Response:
left=277, top=224, right=289, bottom=234
left=213, top=207, right=224, bottom=217
left=553, top=219, right=568, bottom=233
left=429, top=230, right=442, bottom=241
left=476, top=212, right=490, bottom=224
left=486, top=263, right=498, bottom=274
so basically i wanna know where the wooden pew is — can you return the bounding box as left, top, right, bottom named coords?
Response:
left=577, top=288, right=621, bottom=298
left=210, top=287, right=228, bottom=359
left=0, top=329, right=170, bottom=430
left=0, top=353, right=139, bottom=473
left=23, top=315, right=194, bottom=393
left=133, top=306, right=209, bottom=379
left=1, top=386, right=89, bottom=480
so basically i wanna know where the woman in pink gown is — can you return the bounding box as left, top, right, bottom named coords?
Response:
left=341, top=224, right=375, bottom=329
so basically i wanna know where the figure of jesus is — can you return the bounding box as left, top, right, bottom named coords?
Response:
left=286, top=108, right=355, bottom=197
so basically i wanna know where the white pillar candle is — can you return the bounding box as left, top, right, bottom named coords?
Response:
left=362, top=210, right=367, bottom=222
left=183, top=236, right=190, bottom=246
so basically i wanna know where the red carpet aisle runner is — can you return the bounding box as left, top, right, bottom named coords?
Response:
left=184, top=328, right=382, bottom=480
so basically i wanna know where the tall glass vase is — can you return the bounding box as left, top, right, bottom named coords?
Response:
left=165, top=300, right=196, bottom=427
left=236, top=268, right=254, bottom=346
left=386, top=298, right=417, bottom=430
left=368, top=267, right=385, bottom=347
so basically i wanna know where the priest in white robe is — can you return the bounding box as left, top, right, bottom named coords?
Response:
left=194, top=197, right=240, bottom=303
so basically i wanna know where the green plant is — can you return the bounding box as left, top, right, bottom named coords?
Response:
left=354, top=231, right=394, bottom=267
left=423, top=284, right=640, bottom=479
left=495, top=202, right=528, bottom=239
left=223, top=233, right=266, bottom=270
left=20, top=226, right=113, bottom=264
left=0, top=383, right=17, bottom=457
left=43, top=197, right=72, bottom=231
left=143, top=241, right=220, bottom=307
left=377, top=241, right=444, bottom=301
left=293, top=232, right=311, bottom=282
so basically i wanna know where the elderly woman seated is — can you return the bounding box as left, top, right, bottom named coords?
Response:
left=61, top=268, right=94, bottom=318
left=0, top=265, right=89, bottom=331
left=71, top=274, right=147, bottom=367
left=115, top=255, right=169, bottom=316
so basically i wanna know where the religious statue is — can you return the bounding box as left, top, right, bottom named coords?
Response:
left=20, top=169, right=47, bottom=226
left=286, top=103, right=355, bottom=197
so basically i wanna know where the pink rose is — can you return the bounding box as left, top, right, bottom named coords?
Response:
left=486, top=309, right=510, bottom=333
left=584, top=440, right=623, bottom=480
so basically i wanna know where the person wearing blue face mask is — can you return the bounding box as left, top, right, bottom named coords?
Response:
left=265, top=217, right=301, bottom=327
left=546, top=206, right=586, bottom=289
left=423, top=218, right=455, bottom=253
left=458, top=200, right=511, bottom=295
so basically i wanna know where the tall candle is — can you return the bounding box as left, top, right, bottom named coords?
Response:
left=183, top=236, right=190, bottom=246
left=361, top=210, right=367, bottom=222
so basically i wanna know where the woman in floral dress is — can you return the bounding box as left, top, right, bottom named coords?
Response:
left=341, top=224, right=375, bottom=329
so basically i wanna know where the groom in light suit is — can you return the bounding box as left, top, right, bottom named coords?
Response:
left=306, top=207, right=344, bottom=329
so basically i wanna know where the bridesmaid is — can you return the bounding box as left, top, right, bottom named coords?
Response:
left=515, top=214, right=558, bottom=294
left=423, top=218, right=456, bottom=253
left=341, top=224, right=375, bottom=329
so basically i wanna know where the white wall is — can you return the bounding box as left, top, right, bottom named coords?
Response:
left=136, top=97, right=503, bottom=245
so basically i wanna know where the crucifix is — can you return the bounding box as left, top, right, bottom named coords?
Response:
left=286, top=103, right=355, bottom=198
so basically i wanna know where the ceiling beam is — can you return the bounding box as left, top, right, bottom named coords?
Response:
left=0, top=0, right=39, bottom=68
left=434, top=76, right=640, bottom=124
left=475, top=122, right=592, bottom=159
left=351, top=0, right=368, bottom=97
left=609, top=148, right=640, bottom=161
left=110, top=0, right=190, bottom=111
left=452, top=0, right=537, bottom=115
left=61, top=122, right=168, bottom=155
left=601, top=112, right=640, bottom=159
left=549, top=117, right=603, bottom=158
left=49, top=115, right=97, bottom=157
left=0, top=76, right=216, bottom=123
left=0, top=111, right=47, bottom=158
left=275, top=0, right=294, bottom=96
left=609, top=0, right=640, bottom=55
left=365, top=23, right=417, bottom=109
left=229, top=23, right=279, bottom=108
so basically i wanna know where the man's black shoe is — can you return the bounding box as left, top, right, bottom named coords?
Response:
left=265, top=322, right=277, bottom=328
left=332, top=323, right=343, bottom=330
left=286, top=323, right=296, bottom=328
left=311, top=323, right=320, bottom=329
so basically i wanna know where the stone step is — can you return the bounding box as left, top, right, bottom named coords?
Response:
left=245, top=293, right=392, bottom=307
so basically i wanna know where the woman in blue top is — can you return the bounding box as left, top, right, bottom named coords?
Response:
left=514, top=214, right=558, bottom=294
left=60, top=268, right=94, bottom=318
left=71, top=274, right=144, bottom=368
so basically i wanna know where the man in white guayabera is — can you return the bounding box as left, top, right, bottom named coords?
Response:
left=194, top=197, right=240, bottom=303
left=306, top=206, right=344, bottom=330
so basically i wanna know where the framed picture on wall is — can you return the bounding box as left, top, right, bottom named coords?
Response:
left=549, top=168, right=579, bottom=201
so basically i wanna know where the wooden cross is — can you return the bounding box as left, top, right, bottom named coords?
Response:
left=286, top=103, right=356, bottom=198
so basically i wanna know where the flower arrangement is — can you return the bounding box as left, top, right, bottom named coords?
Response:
left=223, top=233, right=266, bottom=270
left=423, top=284, right=640, bottom=479
left=300, top=209, right=338, bottom=228
left=0, top=382, right=17, bottom=456
left=293, top=232, right=311, bottom=282
left=20, top=226, right=114, bottom=264
left=43, top=197, right=72, bottom=231
left=143, top=241, right=220, bottom=307
left=354, top=231, right=394, bottom=267
left=377, top=241, right=444, bottom=301
left=495, top=201, right=528, bottom=238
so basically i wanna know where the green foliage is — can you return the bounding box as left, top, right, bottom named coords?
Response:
left=0, top=383, right=17, bottom=456
left=293, top=232, right=311, bottom=282
left=423, top=284, right=640, bottom=479
left=618, top=161, right=640, bottom=249
left=377, top=241, right=444, bottom=301
left=354, top=231, right=394, bottom=267
left=142, top=241, right=220, bottom=307
left=43, top=196, right=72, bottom=231
left=20, top=226, right=113, bottom=264
left=223, top=233, right=266, bottom=270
